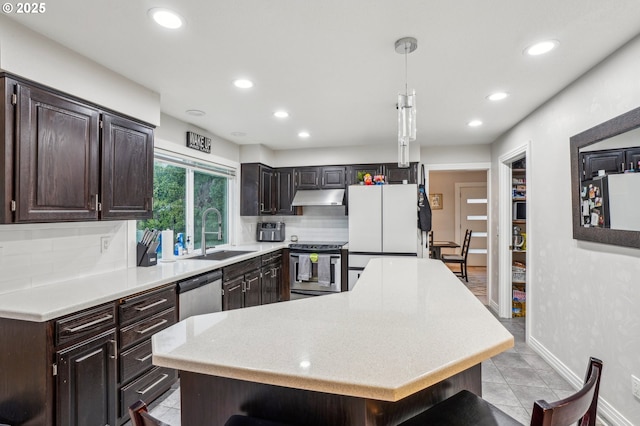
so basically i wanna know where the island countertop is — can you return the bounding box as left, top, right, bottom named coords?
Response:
left=152, top=257, right=514, bottom=402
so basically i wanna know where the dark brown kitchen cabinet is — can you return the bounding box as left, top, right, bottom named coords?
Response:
left=383, top=162, right=418, bottom=184
left=16, top=80, right=101, bottom=222
left=244, top=269, right=262, bottom=307
left=223, top=275, right=245, bottom=310
left=0, top=72, right=154, bottom=224
left=117, top=285, right=177, bottom=423
left=261, top=251, right=283, bottom=304
left=56, top=329, right=118, bottom=426
left=241, top=163, right=277, bottom=216
left=0, top=284, right=176, bottom=426
left=625, top=147, right=640, bottom=170
left=347, top=164, right=384, bottom=185
left=276, top=167, right=297, bottom=215
left=295, top=166, right=346, bottom=189
left=222, top=257, right=263, bottom=309
left=580, top=149, right=624, bottom=180
left=101, top=113, right=154, bottom=219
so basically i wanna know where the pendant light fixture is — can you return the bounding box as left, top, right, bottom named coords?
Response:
left=395, top=37, right=417, bottom=168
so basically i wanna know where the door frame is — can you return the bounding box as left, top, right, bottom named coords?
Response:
left=454, top=182, right=488, bottom=266
left=424, top=162, right=491, bottom=300
left=498, top=143, right=531, bottom=322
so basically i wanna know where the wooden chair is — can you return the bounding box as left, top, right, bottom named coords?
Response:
left=399, top=357, right=603, bottom=426
left=441, top=229, right=472, bottom=281
left=427, top=231, right=435, bottom=259
left=129, top=400, right=171, bottom=426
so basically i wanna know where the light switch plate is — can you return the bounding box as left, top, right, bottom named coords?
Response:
left=101, top=236, right=111, bottom=253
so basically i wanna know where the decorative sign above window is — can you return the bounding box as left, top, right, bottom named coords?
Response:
left=186, top=131, right=212, bottom=153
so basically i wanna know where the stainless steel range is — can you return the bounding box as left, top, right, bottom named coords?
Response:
left=289, top=241, right=347, bottom=299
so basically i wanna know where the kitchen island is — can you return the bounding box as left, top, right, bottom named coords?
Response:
left=152, top=257, right=513, bottom=425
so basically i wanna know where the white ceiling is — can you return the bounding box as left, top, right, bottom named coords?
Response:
left=8, top=1, right=640, bottom=150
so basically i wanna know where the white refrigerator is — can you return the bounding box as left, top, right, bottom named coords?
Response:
left=348, top=184, right=418, bottom=288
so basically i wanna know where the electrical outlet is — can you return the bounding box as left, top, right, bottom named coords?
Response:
left=100, top=236, right=111, bottom=253
left=632, top=375, right=640, bottom=399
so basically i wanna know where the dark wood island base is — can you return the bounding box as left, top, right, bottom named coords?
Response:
left=179, top=364, right=481, bottom=426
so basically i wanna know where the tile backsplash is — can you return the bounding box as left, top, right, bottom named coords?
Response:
left=240, top=206, right=348, bottom=243
left=0, top=221, right=131, bottom=295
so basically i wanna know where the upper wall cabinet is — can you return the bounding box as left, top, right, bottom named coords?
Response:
left=16, top=81, right=101, bottom=222
left=101, top=113, right=154, bottom=219
left=241, top=163, right=276, bottom=216
left=295, top=166, right=346, bottom=190
left=383, top=163, right=418, bottom=184
left=0, top=73, right=154, bottom=223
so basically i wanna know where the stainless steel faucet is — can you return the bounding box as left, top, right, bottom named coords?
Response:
left=201, top=207, right=222, bottom=254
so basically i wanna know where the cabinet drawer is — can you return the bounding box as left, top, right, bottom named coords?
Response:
left=119, top=285, right=176, bottom=326
left=223, top=257, right=261, bottom=282
left=119, top=366, right=177, bottom=419
left=120, top=339, right=153, bottom=384
left=55, top=302, right=117, bottom=347
left=120, top=308, right=176, bottom=350
left=261, top=251, right=282, bottom=267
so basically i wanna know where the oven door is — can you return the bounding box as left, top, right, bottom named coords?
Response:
left=290, top=253, right=341, bottom=297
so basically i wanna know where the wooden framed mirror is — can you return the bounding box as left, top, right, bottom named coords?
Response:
left=570, top=106, right=640, bottom=249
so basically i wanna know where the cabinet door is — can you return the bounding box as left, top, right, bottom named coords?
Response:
left=384, top=162, right=418, bottom=184
left=259, top=166, right=276, bottom=214
left=244, top=270, right=262, bottom=307
left=276, top=167, right=296, bottom=215
left=273, top=263, right=283, bottom=303
left=296, top=167, right=321, bottom=189
left=625, top=147, right=640, bottom=170
left=223, top=275, right=245, bottom=311
left=16, top=83, right=100, bottom=222
left=320, top=166, right=346, bottom=189
left=56, top=329, right=117, bottom=426
left=581, top=150, right=623, bottom=180
left=261, top=267, right=274, bottom=304
left=347, top=164, right=383, bottom=185
left=101, top=113, right=154, bottom=219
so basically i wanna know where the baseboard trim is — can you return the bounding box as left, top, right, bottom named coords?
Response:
left=528, top=336, right=633, bottom=426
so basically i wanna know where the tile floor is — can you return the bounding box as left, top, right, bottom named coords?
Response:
left=131, top=269, right=606, bottom=426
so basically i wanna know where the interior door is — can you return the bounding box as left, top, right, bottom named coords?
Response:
left=458, top=185, right=487, bottom=266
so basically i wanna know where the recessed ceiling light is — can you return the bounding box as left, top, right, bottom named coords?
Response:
left=487, top=92, right=509, bottom=101
left=233, top=79, right=254, bottom=89
left=468, top=120, right=483, bottom=127
left=298, top=131, right=310, bottom=138
left=524, top=40, right=559, bottom=56
left=185, top=109, right=206, bottom=116
left=148, top=8, right=184, bottom=29
left=273, top=111, right=289, bottom=118
left=230, top=131, right=247, bottom=137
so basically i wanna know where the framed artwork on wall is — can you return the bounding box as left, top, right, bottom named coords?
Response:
left=429, top=193, right=443, bottom=210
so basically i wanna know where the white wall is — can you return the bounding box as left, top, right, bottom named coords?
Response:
left=0, top=15, right=160, bottom=126
left=490, top=35, right=640, bottom=425
left=156, top=113, right=240, bottom=164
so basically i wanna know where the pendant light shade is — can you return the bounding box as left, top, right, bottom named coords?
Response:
left=395, top=37, right=417, bottom=168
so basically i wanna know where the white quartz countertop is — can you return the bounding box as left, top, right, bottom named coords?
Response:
left=152, top=257, right=514, bottom=402
left=0, top=242, right=286, bottom=322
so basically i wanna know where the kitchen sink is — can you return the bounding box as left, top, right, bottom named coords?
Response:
left=194, top=250, right=255, bottom=261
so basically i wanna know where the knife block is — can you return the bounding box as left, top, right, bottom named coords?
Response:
left=137, top=242, right=158, bottom=267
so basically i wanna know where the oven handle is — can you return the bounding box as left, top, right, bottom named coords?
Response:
left=290, top=254, right=341, bottom=260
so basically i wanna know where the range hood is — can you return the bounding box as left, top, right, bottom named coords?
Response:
left=291, top=189, right=345, bottom=206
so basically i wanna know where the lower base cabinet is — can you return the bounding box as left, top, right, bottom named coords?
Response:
left=56, top=329, right=118, bottom=426
left=0, top=284, right=177, bottom=426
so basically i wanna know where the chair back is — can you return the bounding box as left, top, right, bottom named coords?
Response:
left=428, top=231, right=434, bottom=258
left=129, top=400, right=170, bottom=426
left=460, top=229, right=472, bottom=259
left=530, top=357, right=602, bottom=426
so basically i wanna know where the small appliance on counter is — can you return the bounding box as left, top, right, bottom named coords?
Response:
left=256, top=222, right=286, bottom=242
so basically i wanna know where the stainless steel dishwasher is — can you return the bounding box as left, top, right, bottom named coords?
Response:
left=177, top=270, right=223, bottom=321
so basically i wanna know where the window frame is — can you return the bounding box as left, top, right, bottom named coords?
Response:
left=142, top=149, right=237, bottom=253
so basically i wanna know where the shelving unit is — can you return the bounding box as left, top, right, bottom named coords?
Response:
left=511, top=161, right=527, bottom=317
